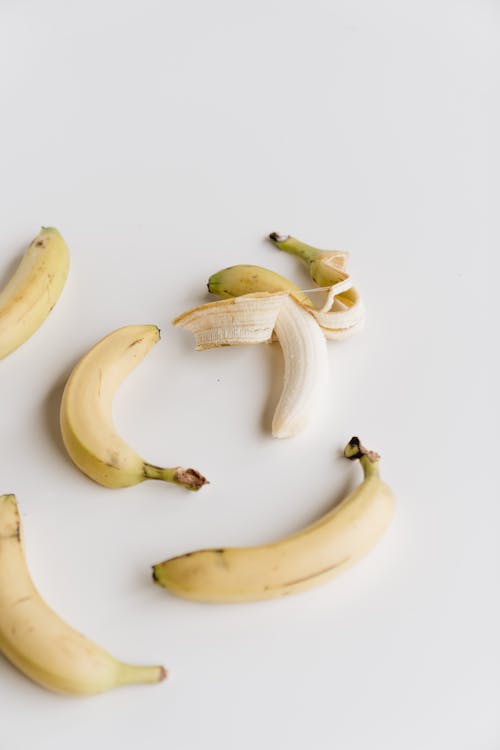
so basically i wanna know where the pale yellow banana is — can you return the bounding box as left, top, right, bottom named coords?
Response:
left=60, top=324, right=207, bottom=490
left=0, top=494, right=166, bottom=695
left=0, top=227, right=69, bottom=359
left=206, top=263, right=364, bottom=435
left=152, top=438, right=395, bottom=602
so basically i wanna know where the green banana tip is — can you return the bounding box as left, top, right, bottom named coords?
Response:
left=344, top=437, right=380, bottom=463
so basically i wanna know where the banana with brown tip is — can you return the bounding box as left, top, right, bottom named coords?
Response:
left=152, top=438, right=395, bottom=602
left=60, top=324, right=207, bottom=490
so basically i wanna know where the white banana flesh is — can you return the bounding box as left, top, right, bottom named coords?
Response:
left=60, top=324, right=207, bottom=490
left=0, top=227, right=69, bottom=359
left=0, top=495, right=166, bottom=695
left=272, top=296, right=328, bottom=438
left=153, top=438, right=395, bottom=603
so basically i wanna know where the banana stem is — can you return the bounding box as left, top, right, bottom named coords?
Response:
left=344, top=437, right=380, bottom=479
left=143, top=463, right=208, bottom=491
left=268, top=232, right=356, bottom=308
left=117, top=663, right=167, bottom=686
left=269, top=232, right=321, bottom=264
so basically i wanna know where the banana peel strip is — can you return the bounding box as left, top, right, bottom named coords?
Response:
left=173, top=292, right=287, bottom=350
left=317, top=250, right=349, bottom=273
left=173, top=280, right=364, bottom=348
left=306, top=279, right=365, bottom=340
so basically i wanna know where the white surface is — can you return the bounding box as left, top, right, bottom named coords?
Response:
left=0, top=0, right=498, bottom=747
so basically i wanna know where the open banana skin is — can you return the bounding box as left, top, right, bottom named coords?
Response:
left=173, top=233, right=365, bottom=438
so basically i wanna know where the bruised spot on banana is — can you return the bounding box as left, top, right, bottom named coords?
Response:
left=0, top=227, right=69, bottom=360
left=173, top=233, right=365, bottom=438
left=60, top=325, right=207, bottom=491
left=0, top=495, right=166, bottom=695
left=152, top=438, right=395, bottom=603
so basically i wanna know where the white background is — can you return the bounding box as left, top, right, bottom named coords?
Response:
left=0, top=0, right=498, bottom=748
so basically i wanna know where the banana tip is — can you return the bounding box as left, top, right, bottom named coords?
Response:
left=174, top=468, right=209, bottom=490
left=344, top=437, right=380, bottom=463
left=158, top=666, right=168, bottom=682
left=269, top=232, right=289, bottom=243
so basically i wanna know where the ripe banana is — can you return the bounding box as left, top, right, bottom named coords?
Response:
left=152, top=437, right=395, bottom=602
left=0, top=227, right=69, bottom=359
left=60, top=324, right=207, bottom=490
left=0, top=494, right=166, bottom=695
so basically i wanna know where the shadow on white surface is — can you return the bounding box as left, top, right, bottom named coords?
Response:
left=41, top=368, right=77, bottom=463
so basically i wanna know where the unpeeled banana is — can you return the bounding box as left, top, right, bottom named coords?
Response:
left=0, top=494, right=166, bottom=695
left=60, top=324, right=207, bottom=490
left=0, top=227, right=69, bottom=359
left=152, top=438, right=395, bottom=602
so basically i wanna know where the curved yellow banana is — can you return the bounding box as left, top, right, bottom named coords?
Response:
left=152, top=438, right=395, bottom=602
left=0, top=227, right=69, bottom=359
left=0, top=495, right=166, bottom=695
left=60, top=324, right=207, bottom=490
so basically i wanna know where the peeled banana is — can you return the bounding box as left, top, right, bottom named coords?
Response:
left=176, top=257, right=365, bottom=437
left=152, top=437, right=395, bottom=602
left=174, top=289, right=328, bottom=438
left=0, top=227, right=69, bottom=359
left=0, top=494, right=166, bottom=695
left=60, top=324, right=207, bottom=490
left=202, top=261, right=364, bottom=437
